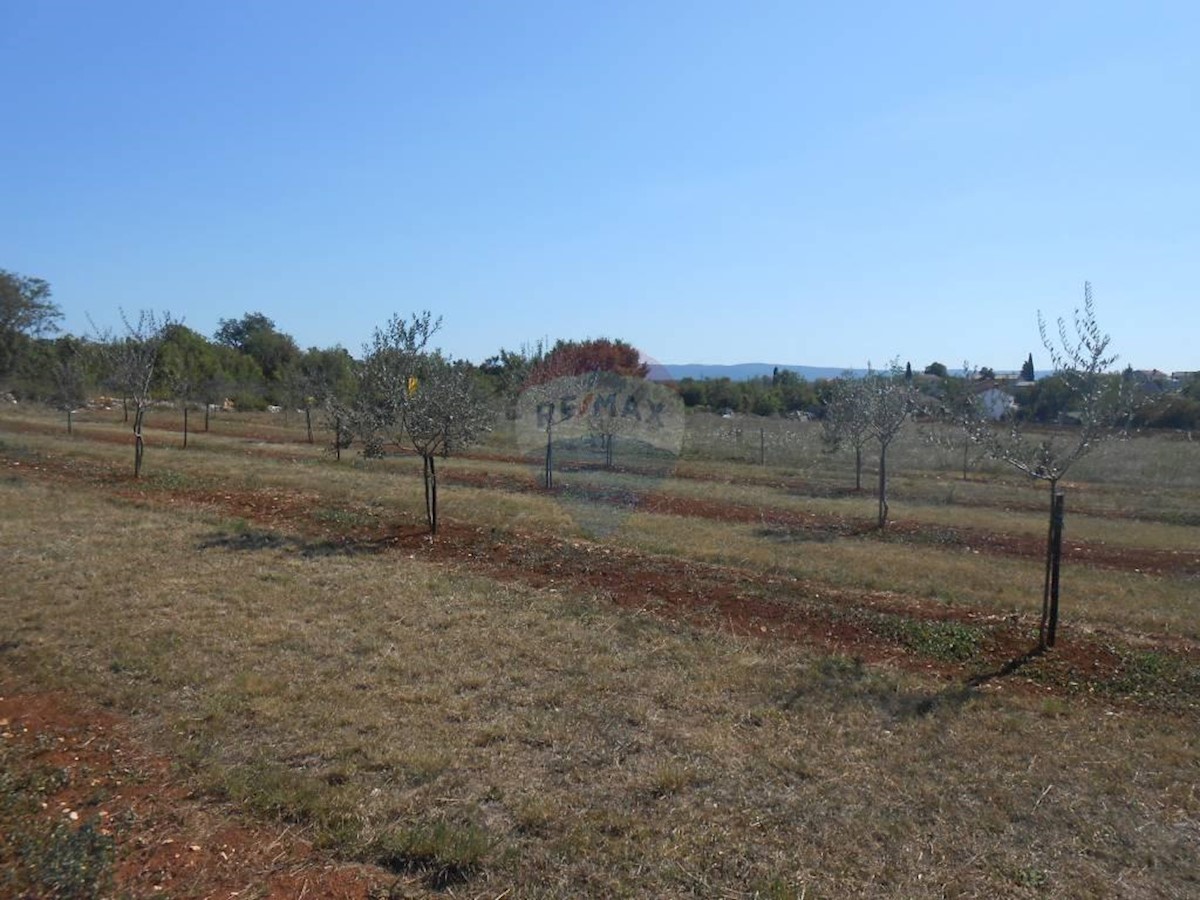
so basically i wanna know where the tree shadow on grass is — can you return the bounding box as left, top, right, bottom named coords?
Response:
left=778, top=645, right=1048, bottom=722
left=965, top=645, right=1046, bottom=689
left=196, top=526, right=417, bottom=559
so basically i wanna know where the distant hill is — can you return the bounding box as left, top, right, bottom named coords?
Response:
left=649, top=363, right=862, bottom=382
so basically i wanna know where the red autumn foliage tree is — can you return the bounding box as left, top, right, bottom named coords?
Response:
left=526, top=338, right=648, bottom=386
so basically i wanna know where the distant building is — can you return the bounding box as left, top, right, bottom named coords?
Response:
left=978, top=386, right=1017, bottom=420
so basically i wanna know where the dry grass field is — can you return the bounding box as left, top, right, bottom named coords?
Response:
left=2, top=402, right=1197, bottom=897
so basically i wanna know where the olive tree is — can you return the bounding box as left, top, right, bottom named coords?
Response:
left=403, top=357, right=494, bottom=533
left=50, top=336, right=90, bottom=434
left=348, top=311, right=440, bottom=459
left=350, top=312, right=493, bottom=533
left=928, top=365, right=990, bottom=481
left=821, top=373, right=872, bottom=490
left=969, top=283, right=1134, bottom=647
left=95, top=310, right=177, bottom=477
left=863, top=361, right=914, bottom=529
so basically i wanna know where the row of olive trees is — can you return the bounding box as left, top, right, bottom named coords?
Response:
left=821, top=283, right=1134, bottom=648
left=25, top=305, right=495, bottom=534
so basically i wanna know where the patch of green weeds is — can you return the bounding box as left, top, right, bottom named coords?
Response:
left=1012, top=864, right=1050, bottom=890
left=13, top=821, right=115, bottom=898
left=870, top=615, right=984, bottom=662
left=146, top=470, right=194, bottom=491
left=1159, top=510, right=1200, bottom=527
left=0, top=747, right=114, bottom=898
left=314, top=506, right=375, bottom=527
left=1101, top=649, right=1200, bottom=708
left=213, top=760, right=358, bottom=849
left=371, top=819, right=491, bottom=888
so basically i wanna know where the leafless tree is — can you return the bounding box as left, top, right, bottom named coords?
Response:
left=515, top=373, right=585, bottom=488
left=95, top=310, right=177, bottom=477
left=928, top=364, right=989, bottom=481
left=50, top=337, right=89, bottom=434
left=515, top=371, right=683, bottom=488
left=968, top=283, right=1135, bottom=647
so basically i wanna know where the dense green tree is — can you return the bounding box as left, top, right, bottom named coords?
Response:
left=1020, top=353, right=1036, bottom=381
left=214, top=312, right=299, bottom=391
left=675, top=372, right=817, bottom=417
left=924, top=361, right=948, bottom=378
left=772, top=369, right=818, bottom=413
left=283, top=346, right=358, bottom=442
left=160, top=324, right=221, bottom=445
left=1, top=268, right=62, bottom=380
left=477, top=343, right=545, bottom=415
left=1017, top=375, right=1074, bottom=423
left=675, top=378, right=706, bottom=408
left=1133, top=395, right=1200, bottom=430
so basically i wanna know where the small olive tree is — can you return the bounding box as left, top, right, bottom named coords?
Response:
left=929, top=365, right=990, bottom=481
left=349, top=311, right=441, bottom=459
left=95, top=310, right=177, bottom=477
left=821, top=373, right=872, bottom=490
left=863, top=361, right=914, bottom=529
left=50, top=336, right=90, bottom=434
left=350, top=312, right=493, bottom=533
left=969, top=283, right=1134, bottom=647
left=403, top=357, right=494, bottom=533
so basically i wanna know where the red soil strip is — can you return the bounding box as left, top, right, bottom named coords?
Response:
left=0, top=688, right=399, bottom=898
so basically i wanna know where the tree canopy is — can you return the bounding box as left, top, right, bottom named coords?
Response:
left=214, top=312, right=299, bottom=385
left=527, top=338, right=648, bottom=385
left=1, top=268, right=62, bottom=377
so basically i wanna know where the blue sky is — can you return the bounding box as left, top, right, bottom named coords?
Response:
left=3, top=1, right=1197, bottom=372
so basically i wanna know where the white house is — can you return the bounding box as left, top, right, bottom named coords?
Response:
left=978, top=386, right=1017, bottom=420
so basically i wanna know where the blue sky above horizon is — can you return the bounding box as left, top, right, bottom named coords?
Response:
left=3, top=1, right=1197, bottom=372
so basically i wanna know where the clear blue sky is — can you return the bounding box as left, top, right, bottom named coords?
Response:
left=3, top=1, right=1197, bottom=372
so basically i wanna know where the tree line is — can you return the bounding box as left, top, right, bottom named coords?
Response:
left=4, top=268, right=1195, bottom=435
